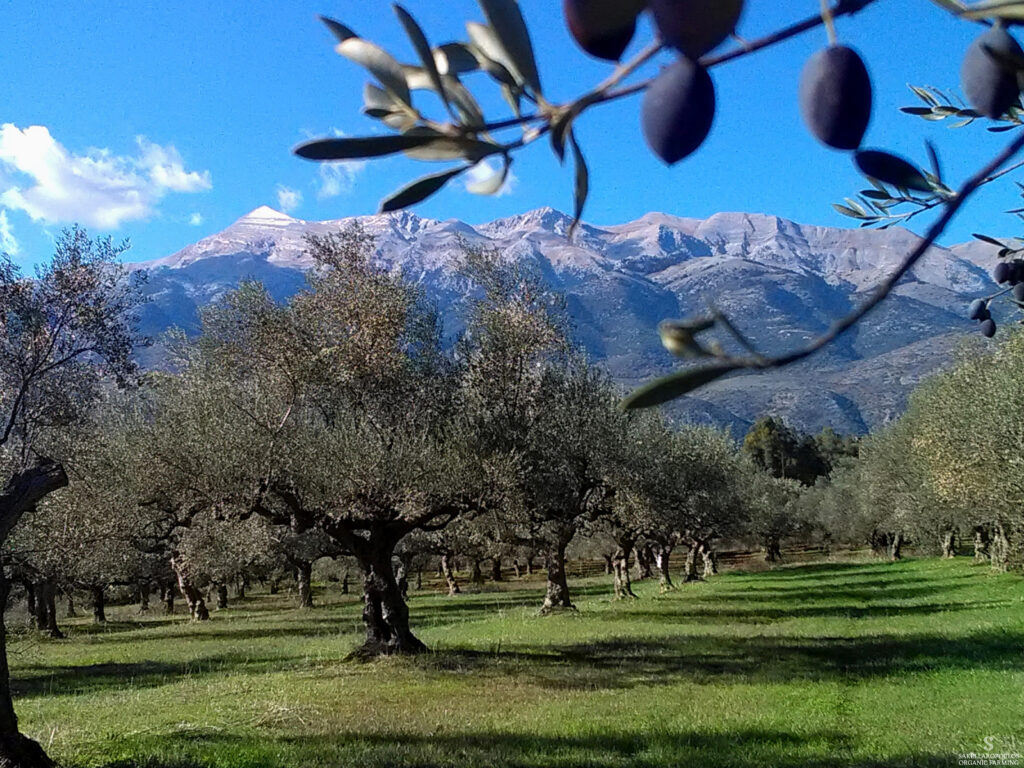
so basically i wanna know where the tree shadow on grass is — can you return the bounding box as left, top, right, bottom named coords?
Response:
left=93, top=728, right=960, bottom=768
left=11, top=652, right=310, bottom=699
left=415, top=627, right=1024, bottom=690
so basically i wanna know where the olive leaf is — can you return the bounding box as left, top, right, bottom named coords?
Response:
left=394, top=5, right=453, bottom=117
left=400, top=128, right=502, bottom=162
left=854, top=150, right=933, bottom=193
left=621, top=364, right=742, bottom=410
left=433, top=43, right=481, bottom=75
left=959, top=0, right=1024, bottom=20
left=567, top=131, right=589, bottom=239
left=380, top=166, right=469, bottom=212
left=466, top=22, right=524, bottom=88
left=318, top=16, right=358, bottom=43
left=295, top=134, right=453, bottom=160
left=476, top=0, right=542, bottom=95
left=337, top=38, right=412, bottom=108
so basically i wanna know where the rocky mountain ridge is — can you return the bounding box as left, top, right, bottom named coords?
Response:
left=130, top=205, right=999, bottom=435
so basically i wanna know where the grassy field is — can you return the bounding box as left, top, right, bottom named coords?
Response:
left=8, top=556, right=1024, bottom=768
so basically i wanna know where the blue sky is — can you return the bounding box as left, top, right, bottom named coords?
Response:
left=0, top=0, right=1018, bottom=266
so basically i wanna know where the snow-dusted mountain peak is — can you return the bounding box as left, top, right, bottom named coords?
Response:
left=236, top=206, right=300, bottom=227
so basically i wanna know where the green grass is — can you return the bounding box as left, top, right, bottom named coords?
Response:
left=9, top=556, right=1024, bottom=767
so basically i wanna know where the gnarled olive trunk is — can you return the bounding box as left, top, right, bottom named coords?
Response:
left=525, top=554, right=535, bottom=575
left=612, top=540, right=636, bottom=600
left=90, top=586, right=106, bottom=624
left=295, top=561, right=313, bottom=608
left=22, top=583, right=35, bottom=630
left=0, top=459, right=68, bottom=768
left=215, top=584, right=229, bottom=610
left=351, top=535, right=426, bottom=657
left=991, top=523, right=1011, bottom=572
left=699, top=541, right=718, bottom=578
left=541, top=535, right=574, bottom=614
left=602, top=554, right=612, bottom=575
left=470, top=559, right=484, bottom=586
left=655, top=546, right=674, bottom=591
left=683, top=542, right=702, bottom=583
left=341, top=572, right=350, bottom=595
left=888, top=532, right=904, bottom=562
left=65, top=592, right=77, bottom=619
left=512, top=559, right=522, bottom=578
left=490, top=557, right=503, bottom=582
left=440, top=552, right=460, bottom=596
left=161, top=582, right=175, bottom=615
left=974, top=526, right=990, bottom=563
left=37, top=581, right=62, bottom=638
left=171, top=560, right=209, bottom=621
left=634, top=544, right=653, bottom=580
left=137, top=582, right=150, bottom=614
left=941, top=529, right=957, bottom=559
left=236, top=578, right=247, bottom=599
left=764, top=536, right=783, bottom=563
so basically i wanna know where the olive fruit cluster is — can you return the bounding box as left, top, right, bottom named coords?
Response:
left=968, top=298, right=996, bottom=338
left=562, top=1, right=742, bottom=165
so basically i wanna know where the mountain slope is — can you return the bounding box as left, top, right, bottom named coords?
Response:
left=130, top=206, right=996, bottom=435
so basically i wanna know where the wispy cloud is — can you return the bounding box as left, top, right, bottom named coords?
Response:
left=276, top=185, right=303, bottom=213
left=317, top=160, right=367, bottom=199
left=188, top=212, right=204, bottom=226
left=464, top=158, right=517, bottom=197
left=0, top=124, right=211, bottom=229
left=0, top=211, right=18, bottom=255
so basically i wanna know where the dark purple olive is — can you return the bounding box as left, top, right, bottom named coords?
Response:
left=563, top=0, right=647, bottom=61
left=968, top=298, right=988, bottom=320
left=981, top=318, right=997, bottom=338
left=1014, top=283, right=1024, bottom=302
left=994, top=261, right=1013, bottom=284
left=649, top=0, right=744, bottom=59
left=799, top=45, right=872, bottom=150
left=641, top=57, right=716, bottom=165
left=962, top=26, right=1024, bottom=120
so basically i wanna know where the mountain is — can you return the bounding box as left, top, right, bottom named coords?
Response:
left=129, top=205, right=997, bottom=436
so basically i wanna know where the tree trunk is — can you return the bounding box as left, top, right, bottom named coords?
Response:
left=974, top=527, right=990, bottom=563
left=90, top=586, right=106, bottom=624
left=65, top=592, right=77, bottom=619
left=236, top=578, right=247, bottom=600
left=525, top=555, right=535, bottom=575
left=269, top=577, right=280, bottom=595
left=171, top=560, right=209, bottom=621
left=22, top=583, right=35, bottom=630
left=991, top=523, right=1011, bottom=572
left=40, top=582, right=62, bottom=638
left=941, top=529, right=957, bottom=559
left=216, top=584, right=228, bottom=610
left=415, top=569, right=422, bottom=591
left=888, top=532, right=904, bottom=562
left=683, top=543, right=702, bottom=583
left=341, top=572, right=350, bottom=595
left=0, top=573, right=54, bottom=768
left=634, top=545, right=653, bottom=580
left=655, top=545, right=674, bottom=591
left=602, top=554, right=613, bottom=575
left=540, top=537, right=574, bottom=614
left=512, top=559, right=521, bottom=578
left=470, top=559, right=484, bottom=586
left=162, top=582, right=175, bottom=615
left=440, top=552, right=461, bottom=596
left=612, top=541, right=636, bottom=600
left=295, top=561, right=313, bottom=608
left=764, top=536, right=783, bottom=563
left=138, top=582, right=150, bottom=614
left=699, top=541, right=718, bottom=579
left=351, top=536, right=427, bottom=657
left=490, top=557, right=503, bottom=582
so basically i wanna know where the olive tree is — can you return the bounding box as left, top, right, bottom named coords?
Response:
left=0, top=227, right=141, bottom=766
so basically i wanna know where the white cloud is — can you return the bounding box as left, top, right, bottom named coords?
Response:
left=317, top=160, right=367, bottom=199
left=276, top=185, right=303, bottom=213
left=0, top=124, right=211, bottom=230
left=464, top=158, right=517, bottom=197
left=188, top=212, right=204, bottom=226
left=0, top=211, right=18, bottom=255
